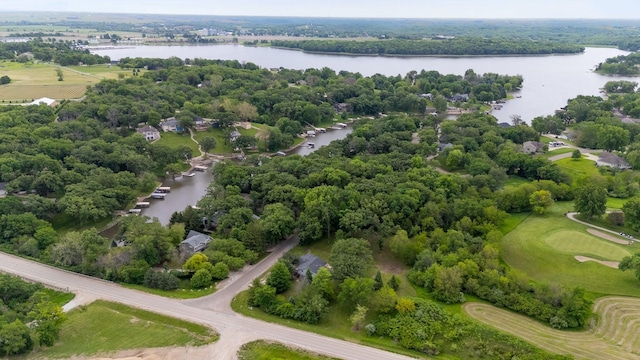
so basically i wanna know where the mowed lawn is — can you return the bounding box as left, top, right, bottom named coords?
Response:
left=237, top=341, right=340, bottom=360
left=555, top=157, right=599, bottom=183
left=501, top=203, right=640, bottom=297
left=155, top=131, right=200, bottom=157
left=36, top=300, right=217, bottom=359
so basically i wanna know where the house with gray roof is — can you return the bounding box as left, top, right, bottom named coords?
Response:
left=523, top=141, right=546, bottom=155
left=159, top=117, right=183, bottom=132
left=136, top=125, right=160, bottom=141
left=596, top=152, right=631, bottom=170
left=180, top=230, right=212, bottom=256
left=295, top=253, right=327, bottom=278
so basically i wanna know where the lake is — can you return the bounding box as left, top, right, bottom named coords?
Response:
left=93, top=45, right=636, bottom=124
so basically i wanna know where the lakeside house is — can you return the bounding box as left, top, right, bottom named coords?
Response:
left=136, top=125, right=161, bottom=141
left=523, top=141, right=546, bottom=155
left=229, top=130, right=241, bottom=142
left=596, top=152, right=631, bottom=170
left=180, top=230, right=213, bottom=256
left=295, top=253, right=327, bottom=278
left=159, top=117, right=183, bottom=132
left=438, top=142, right=453, bottom=152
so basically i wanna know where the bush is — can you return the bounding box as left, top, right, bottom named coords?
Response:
left=266, top=260, right=292, bottom=294
left=144, top=269, right=180, bottom=290
left=210, top=262, right=229, bottom=280
left=364, top=323, right=376, bottom=336
left=190, top=269, right=212, bottom=288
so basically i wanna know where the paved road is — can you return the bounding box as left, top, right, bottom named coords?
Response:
left=0, top=237, right=415, bottom=360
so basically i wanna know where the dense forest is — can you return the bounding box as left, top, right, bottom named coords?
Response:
left=0, top=273, right=66, bottom=356
left=271, top=38, right=584, bottom=56
left=597, top=52, right=640, bottom=76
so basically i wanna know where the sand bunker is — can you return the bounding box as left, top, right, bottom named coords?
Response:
left=586, top=229, right=630, bottom=245
left=574, top=256, right=620, bottom=269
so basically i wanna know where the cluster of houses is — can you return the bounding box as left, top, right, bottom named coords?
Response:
left=521, top=140, right=631, bottom=169
left=135, top=117, right=252, bottom=143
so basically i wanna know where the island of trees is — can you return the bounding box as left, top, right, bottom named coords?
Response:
left=596, top=52, right=640, bottom=76
left=271, top=38, right=585, bottom=56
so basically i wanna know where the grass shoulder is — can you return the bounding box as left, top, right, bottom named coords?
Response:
left=122, top=282, right=217, bottom=299
left=30, top=300, right=217, bottom=359
left=237, top=340, right=341, bottom=360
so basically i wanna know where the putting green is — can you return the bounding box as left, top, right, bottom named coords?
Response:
left=544, top=231, right=631, bottom=261
left=501, top=203, right=640, bottom=296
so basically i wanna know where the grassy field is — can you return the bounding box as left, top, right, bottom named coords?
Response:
left=606, top=197, right=629, bottom=210
left=503, top=176, right=530, bottom=187
left=50, top=212, right=113, bottom=235
left=501, top=202, right=640, bottom=296
left=237, top=340, right=341, bottom=360
left=193, top=128, right=234, bottom=154
left=33, top=300, right=217, bottom=359
left=555, top=157, right=599, bottom=183
left=0, top=62, right=132, bottom=101
left=464, top=296, right=640, bottom=360
left=543, top=147, right=575, bottom=158
left=122, top=282, right=217, bottom=299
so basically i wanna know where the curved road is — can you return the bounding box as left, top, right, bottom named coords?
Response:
left=0, top=237, right=414, bottom=360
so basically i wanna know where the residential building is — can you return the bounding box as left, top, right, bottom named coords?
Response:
left=523, top=141, right=545, bottom=155
left=159, top=117, right=183, bottom=132
left=136, top=125, right=160, bottom=141
left=180, top=230, right=213, bottom=256
left=295, top=253, right=327, bottom=278
left=596, top=152, right=631, bottom=170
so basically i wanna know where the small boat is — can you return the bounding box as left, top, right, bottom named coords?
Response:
left=193, top=165, right=208, bottom=171
left=129, top=208, right=142, bottom=214
left=156, top=186, right=171, bottom=193
left=307, top=142, right=315, bottom=148
left=276, top=151, right=287, bottom=156
left=150, top=193, right=167, bottom=199
left=135, top=202, right=150, bottom=208
left=183, top=172, right=196, bottom=177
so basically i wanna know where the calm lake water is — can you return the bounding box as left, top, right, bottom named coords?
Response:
left=93, top=45, right=636, bottom=124
left=92, top=45, right=636, bottom=227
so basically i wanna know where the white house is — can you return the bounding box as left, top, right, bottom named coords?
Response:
left=136, top=125, right=160, bottom=141
left=523, top=141, right=545, bottom=155
left=159, top=117, right=183, bottom=132
left=29, top=97, right=57, bottom=107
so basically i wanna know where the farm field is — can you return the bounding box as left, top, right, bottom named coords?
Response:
left=237, top=340, right=341, bottom=360
left=501, top=202, right=640, bottom=297
left=32, top=300, right=217, bottom=359
left=464, top=296, right=640, bottom=360
left=0, top=62, right=131, bottom=102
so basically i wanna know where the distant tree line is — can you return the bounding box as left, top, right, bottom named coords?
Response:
left=597, top=52, right=640, bottom=76
left=271, top=38, right=584, bottom=56
left=0, top=39, right=109, bottom=66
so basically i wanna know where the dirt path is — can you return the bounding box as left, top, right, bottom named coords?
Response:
left=586, top=228, right=630, bottom=245
left=574, top=255, right=620, bottom=269
left=464, top=296, right=640, bottom=360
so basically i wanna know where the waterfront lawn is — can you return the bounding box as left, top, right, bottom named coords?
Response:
left=156, top=131, right=200, bottom=157
left=237, top=340, right=340, bottom=360
left=36, top=300, right=217, bottom=359
left=193, top=128, right=234, bottom=154
left=501, top=203, right=640, bottom=297
left=50, top=212, right=112, bottom=235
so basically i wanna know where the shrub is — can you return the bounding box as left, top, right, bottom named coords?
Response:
left=190, top=269, right=212, bottom=288
left=210, top=262, right=229, bottom=280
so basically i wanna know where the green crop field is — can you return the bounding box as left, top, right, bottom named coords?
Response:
left=501, top=203, right=640, bottom=296
left=237, top=341, right=340, bottom=360
left=464, top=296, right=640, bottom=360
left=33, top=300, right=217, bottom=359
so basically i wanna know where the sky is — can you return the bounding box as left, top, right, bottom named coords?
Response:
left=3, top=0, right=640, bottom=18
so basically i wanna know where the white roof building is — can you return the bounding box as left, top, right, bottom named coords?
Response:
left=29, top=97, right=57, bottom=107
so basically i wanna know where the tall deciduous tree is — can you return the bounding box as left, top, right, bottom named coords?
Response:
left=574, top=183, right=607, bottom=219
left=529, top=189, right=554, bottom=215
left=619, top=253, right=640, bottom=281
left=266, top=260, right=291, bottom=294
left=329, top=238, right=373, bottom=282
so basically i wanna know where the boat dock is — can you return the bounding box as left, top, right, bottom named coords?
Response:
left=183, top=172, right=196, bottom=177
left=135, top=202, right=150, bottom=208
left=155, top=186, right=171, bottom=193
left=193, top=165, right=208, bottom=171
left=150, top=193, right=167, bottom=199
left=128, top=208, right=142, bottom=214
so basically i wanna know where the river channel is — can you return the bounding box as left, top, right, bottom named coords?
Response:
left=91, top=44, right=637, bottom=229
